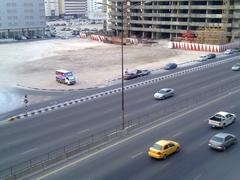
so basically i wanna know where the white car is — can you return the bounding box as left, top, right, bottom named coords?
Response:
left=154, top=88, right=174, bottom=100
left=224, top=49, right=239, bottom=55
left=197, top=53, right=216, bottom=61
left=208, top=111, right=236, bottom=128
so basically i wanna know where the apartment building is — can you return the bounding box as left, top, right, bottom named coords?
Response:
left=44, top=0, right=60, bottom=18
left=87, top=0, right=106, bottom=20
left=63, top=0, right=87, bottom=18
left=110, top=0, right=240, bottom=43
left=0, top=0, right=46, bottom=39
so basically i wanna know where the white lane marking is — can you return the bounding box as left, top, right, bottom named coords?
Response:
left=193, top=173, right=202, bottom=180
left=21, top=148, right=37, bottom=155
left=131, top=152, right=143, bottom=159
left=229, top=105, right=237, bottom=109
left=172, top=131, right=182, bottom=138
left=76, top=129, right=90, bottom=135
left=199, top=140, right=207, bottom=146
left=36, top=87, right=240, bottom=180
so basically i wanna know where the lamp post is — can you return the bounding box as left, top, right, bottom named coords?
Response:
left=121, top=1, right=125, bottom=130
left=98, top=0, right=152, bottom=130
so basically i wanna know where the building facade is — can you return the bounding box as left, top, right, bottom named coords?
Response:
left=87, top=0, right=106, bottom=20
left=44, top=0, right=60, bottom=18
left=0, top=0, right=46, bottom=39
left=110, top=0, right=240, bottom=43
left=63, top=0, right=87, bottom=18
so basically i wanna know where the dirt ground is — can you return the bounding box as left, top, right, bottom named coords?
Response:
left=14, top=38, right=205, bottom=90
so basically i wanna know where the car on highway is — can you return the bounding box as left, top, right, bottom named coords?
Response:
left=232, top=63, right=240, bottom=71
left=224, top=49, right=240, bottom=55
left=197, top=53, right=216, bottom=62
left=164, top=63, right=178, bottom=70
left=154, top=88, right=174, bottom=100
left=208, top=111, right=236, bottom=128
left=148, top=140, right=180, bottom=159
left=124, top=69, right=150, bottom=80
left=208, top=133, right=237, bottom=151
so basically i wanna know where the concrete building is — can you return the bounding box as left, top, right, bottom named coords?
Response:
left=87, top=0, right=106, bottom=20
left=0, top=0, right=46, bottom=39
left=63, top=0, right=87, bottom=18
left=110, top=0, right=240, bottom=43
left=44, top=0, right=60, bottom=18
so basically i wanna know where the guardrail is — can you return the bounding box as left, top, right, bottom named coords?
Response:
left=1, top=76, right=240, bottom=180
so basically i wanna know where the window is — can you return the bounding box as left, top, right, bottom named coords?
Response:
left=164, top=145, right=169, bottom=150
left=225, top=136, right=232, bottom=141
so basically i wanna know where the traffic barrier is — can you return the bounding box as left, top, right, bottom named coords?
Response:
left=169, top=41, right=240, bottom=52
left=79, top=33, right=87, bottom=39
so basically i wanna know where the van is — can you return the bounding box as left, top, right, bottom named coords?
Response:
left=56, top=70, right=76, bottom=85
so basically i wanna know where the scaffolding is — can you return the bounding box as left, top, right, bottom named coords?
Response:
left=194, top=0, right=230, bottom=45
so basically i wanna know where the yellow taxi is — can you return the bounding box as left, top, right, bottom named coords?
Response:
left=148, top=140, right=180, bottom=159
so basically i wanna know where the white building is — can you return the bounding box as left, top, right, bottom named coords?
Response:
left=87, top=0, right=106, bottom=20
left=63, top=0, right=87, bottom=18
left=0, top=0, right=46, bottom=39
left=44, top=0, right=60, bottom=18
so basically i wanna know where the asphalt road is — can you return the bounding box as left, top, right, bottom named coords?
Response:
left=34, top=85, right=240, bottom=180
left=0, top=54, right=240, bottom=172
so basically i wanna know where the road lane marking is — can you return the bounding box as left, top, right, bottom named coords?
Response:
left=76, top=129, right=90, bottom=135
left=172, top=131, right=182, bottom=138
left=36, top=87, right=240, bottom=180
left=193, top=173, right=202, bottom=180
left=21, top=148, right=37, bottom=155
left=131, top=152, right=143, bottom=159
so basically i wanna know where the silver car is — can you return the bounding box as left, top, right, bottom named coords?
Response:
left=154, top=88, right=174, bottom=100
left=208, top=132, right=237, bottom=151
left=232, top=63, right=240, bottom=71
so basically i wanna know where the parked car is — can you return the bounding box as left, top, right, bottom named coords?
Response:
left=148, top=140, right=180, bottom=159
left=124, top=69, right=150, bottom=80
left=208, top=111, right=236, bottom=128
left=197, top=53, right=216, bottom=61
left=208, top=133, right=237, bottom=151
left=232, top=63, right=240, bottom=71
left=164, top=63, right=177, bottom=70
left=154, top=88, right=174, bottom=100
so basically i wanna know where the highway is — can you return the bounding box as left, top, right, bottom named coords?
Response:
left=0, top=54, right=239, bottom=173
left=34, top=87, right=240, bottom=180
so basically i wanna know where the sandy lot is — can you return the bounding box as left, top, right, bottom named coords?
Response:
left=0, top=38, right=208, bottom=113
left=10, top=38, right=204, bottom=90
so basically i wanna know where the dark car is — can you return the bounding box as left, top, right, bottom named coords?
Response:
left=208, top=132, right=237, bottom=151
left=164, top=63, right=178, bottom=70
left=208, top=53, right=216, bottom=59
left=124, top=69, right=150, bottom=80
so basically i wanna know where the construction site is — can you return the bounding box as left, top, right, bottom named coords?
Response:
left=109, top=0, right=240, bottom=45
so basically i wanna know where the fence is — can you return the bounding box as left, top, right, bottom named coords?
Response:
left=1, top=77, right=240, bottom=180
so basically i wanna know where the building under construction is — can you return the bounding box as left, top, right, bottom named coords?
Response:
left=109, top=0, right=240, bottom=44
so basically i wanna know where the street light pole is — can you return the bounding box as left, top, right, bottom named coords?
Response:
left=121, top=1, right=125, bottom=130
left=97, top=1, right=152, bottom=130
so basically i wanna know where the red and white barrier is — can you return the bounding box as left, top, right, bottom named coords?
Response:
left=90, top=35, right=105, bottom=42
left=127, top=38, right=138, bottom=44
left=169, top=41, right=240, bottom=52
left=79, top=33, right=87, bottom=39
